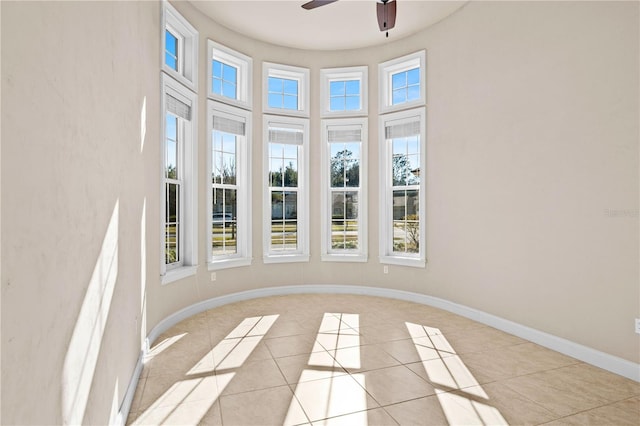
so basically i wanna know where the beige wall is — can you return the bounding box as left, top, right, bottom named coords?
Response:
left=159, top=0, right=639, bottom=364
left=1, top=0, right=637, bottom=424
left=1, top=1, right=160, bottom=424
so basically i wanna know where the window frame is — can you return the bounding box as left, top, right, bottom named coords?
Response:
left=160, top=74, right=198, bottom=284
left=320, top=66, right=368, bottom=117
left=263, top=115, right=310, bottom=263
left=263, top=62, right=310, bottom=117
left=207, top=40, right=253, bottom=110
left=162, top=1, right=198, bottom=91
left=321, top=118, right=368, bottom=262
left=207, top=101, right=253, bottom=270
left=378, top=50, right=425, bottom=114
left=378, top=107, right=426, bottom=268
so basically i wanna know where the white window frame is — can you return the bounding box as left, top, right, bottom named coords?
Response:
left=207, top=40, right=253, bottom=110
left=263, top=115, right=310, bottom=263
left=320, top=66, right=368, bottom=117
left=207, top=101, right=253, bottom=270
left=162, top=1, right=198, bottom=91
left=379, top=108, right=426, bottom=268
left=161, top=74, right=198, bottom=284
left=321, top=118, right=368, bottom=262
left=263, top=62, right=310, bottom=117
left=379, top=50, right=425, bottom=114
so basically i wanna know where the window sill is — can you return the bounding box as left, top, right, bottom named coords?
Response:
left=379, top=255, right=425, bottom=268
left=321, top=253, right=368, bottom=263
left=263, top=254, right=310, bottom=264
left=208, top=257, right=252, bottom=271
left=161, top=265, right=198, bottom=285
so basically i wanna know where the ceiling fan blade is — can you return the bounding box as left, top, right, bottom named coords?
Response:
left=301, top=0, right=338, bottom=10
left=377, top=0, right=397, bottom=31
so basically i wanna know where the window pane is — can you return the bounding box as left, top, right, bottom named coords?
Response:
left=345, top=95, right=360, bottom=111
left=268, top=93, right=282, bottom=108
left=166, top=183, right=180, bottom=264
left=330, top=144, right=360, bottom=188
left=165, top=30, right=178, bottom=71
left=222, top=152, right=236, bottom=184
left=330, top=191, right=358, bottom=250
left=212, top=188, right=237, bottom=256
left=268, top=77, right=282, bottom=93
left=212, top=79, right=222, bottom=96
left=212, top=60, right=222, bottom=78
left=222, top=82, right=236, bottom=99
left=283, top=95, right=298, bottom=110
left=223, top=63, right=237, bottom=84
left=271, top=191, right=298, bottom=251
left=407, top=84, right=420, bottom=102
left=270, top=158, right=283, bottom=187
left=392, top=189, right=419, bottom=254
left=330, top=97, right=345, bottom=111
left=391, top=71, right=406, bottom=91
left=407, top=67, right=420, bottom=85
left=166, top=114, right=178, bottom=178
left=330, top=81, right=345, bottom=96
left=345, top=80, right=360, bottom=95
left=165, top=54, right=177, bottom=71
left=392, top=89, right=406, bottom=105
left=283, top=79, right=298, bottom=95
left=283, top=160, right=298, bottom=187
left=283, top=144, right=297, bottom=159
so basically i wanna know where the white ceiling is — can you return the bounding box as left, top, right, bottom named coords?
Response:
left=190, top=0, right=467, bottom=51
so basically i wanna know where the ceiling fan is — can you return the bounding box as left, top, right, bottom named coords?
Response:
left=301, top=0, right=397, bottom=37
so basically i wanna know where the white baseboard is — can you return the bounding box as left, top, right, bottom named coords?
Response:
left=131, top=283, right=639, bottom=424
left=115, top=350, right=144, bottom=426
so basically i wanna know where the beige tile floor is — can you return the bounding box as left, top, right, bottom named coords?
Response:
left=126, top=294, right=640, bottom=425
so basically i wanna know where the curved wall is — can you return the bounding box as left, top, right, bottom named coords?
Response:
left=155, top=0, right=639, bottom=366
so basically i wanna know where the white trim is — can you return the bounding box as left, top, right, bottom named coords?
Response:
left=321, top=117, right=368, bottom=261
left=160, top=74, right=198, bottom=280
left=161, top=265, right=197, bottom=285
left=263, top=115, right=310, bottom=263
left=207, top=40, right=252, bottom=110
left=207, top=100, right=252, bottom=270
left=162, top=1, right=198, bottom=91
left=320, top=66, right=368, bottom=117
left=379, top=50, right=425, bottom=114
left=114, top=350, right=144, bottom=426
left=263, top=62, right=310, bottom=117
left=142, top=284, right=640, bottom=384
left=379, top=108, right=426, bottom=267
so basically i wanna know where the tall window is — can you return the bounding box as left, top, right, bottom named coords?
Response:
left=263, top=62, right=309, bottom=117
left=208, top=40, right=252, bottom=109
left=164, top=112, right=182, bottom=265
left=379, top=51, right=426, bottom=267
left=321, top=119, right=367, bottom=261
left=379, top=109, right=425, bottom=267
left=163, top=2, right=198, bottom=90
left=208, top=102, right=252, bottom=269
left=263, top=116, right=309, bottom=263
left=161, top=75, right=198, bottom=283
